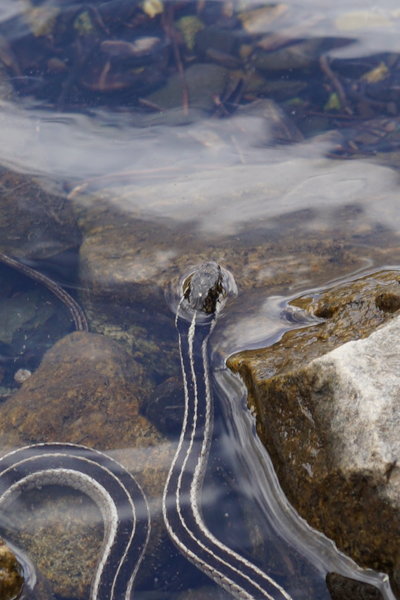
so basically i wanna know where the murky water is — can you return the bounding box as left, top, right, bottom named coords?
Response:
left=0, top=1, right=399, bottom=599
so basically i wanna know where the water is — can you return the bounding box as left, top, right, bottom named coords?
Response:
left=0, top=0, right=399, bottom=598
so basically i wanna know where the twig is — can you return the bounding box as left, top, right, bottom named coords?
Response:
left=320, top=55, right=352, bottom=115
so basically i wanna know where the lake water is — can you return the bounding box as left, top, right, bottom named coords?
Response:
left=0, top=1, right=399, bottom=599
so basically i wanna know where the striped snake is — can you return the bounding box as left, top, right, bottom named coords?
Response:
left=0, top=255, right=292, bottom=599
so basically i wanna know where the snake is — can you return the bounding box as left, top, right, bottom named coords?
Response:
left=0, top=255, right=293, bottom=600
left=0, top=251, right=88, bottom=332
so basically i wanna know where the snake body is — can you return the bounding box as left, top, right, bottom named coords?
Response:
left=0, top=257, right=293, bottom=599
left=0, top=444, right=149, bottom=600
left=0, top=251, right=88, bottom=331
left=163, top=263, right=292, bottom=600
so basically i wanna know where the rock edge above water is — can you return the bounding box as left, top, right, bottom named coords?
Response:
left=228, top=270, right=400, bottom=594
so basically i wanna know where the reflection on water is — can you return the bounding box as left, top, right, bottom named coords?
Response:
left=0, top=0, right=399, bottom=598
left=1, top=104, right=400, bottom=240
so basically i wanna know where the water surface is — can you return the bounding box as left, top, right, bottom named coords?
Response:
left=0, top=1, right=399, bottom=598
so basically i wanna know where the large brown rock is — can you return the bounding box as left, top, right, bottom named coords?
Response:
left=228, top=270, right=400, bottom=593
left=0, top=331, right=157, bottom=450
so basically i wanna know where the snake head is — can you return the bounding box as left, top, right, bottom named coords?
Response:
left=182, top=262, right=236, bottom=316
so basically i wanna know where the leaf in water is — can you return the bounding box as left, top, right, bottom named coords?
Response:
left=361, top=61, right=389, bottom=83
left=238, top=4, right=288, bottom=34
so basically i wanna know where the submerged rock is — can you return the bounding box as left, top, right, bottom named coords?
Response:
left=146, top=63, right=229, bottom=113
left=176, top=586, right=231, bottom=599
left=0, top=539, right=24, bottom=600
left=71, top=158, right=382, bottom=312
left=228, top=270, right=400, bottom=592
left=253, top=38, right=323, bottom=72
left=0, top=167, right=80, bottom=260
left=0, top=331, right=158, bottom=449
left=326, top=572, right=384, bottom=600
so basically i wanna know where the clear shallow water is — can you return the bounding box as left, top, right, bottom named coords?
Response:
left=0, top=1, right=400, bottom=598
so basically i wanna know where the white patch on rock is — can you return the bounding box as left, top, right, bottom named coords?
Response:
left=307, top=315, right=400, bottom=497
